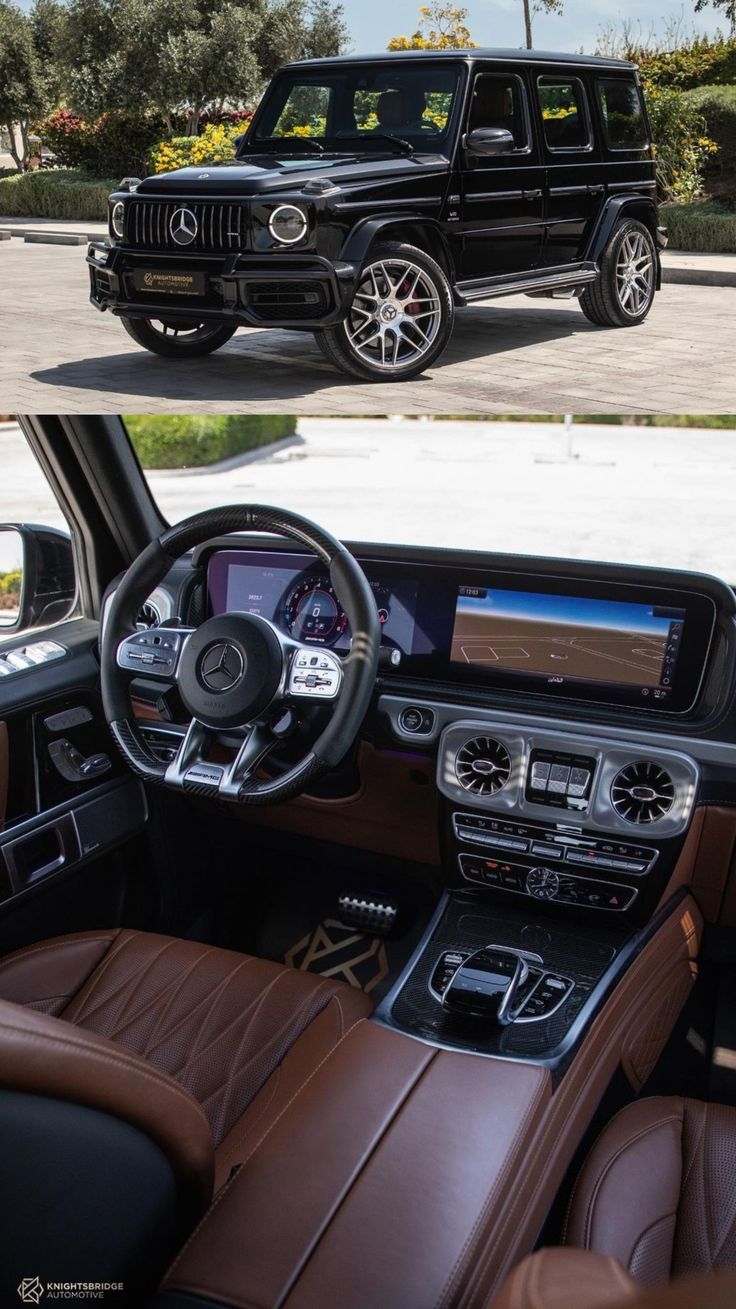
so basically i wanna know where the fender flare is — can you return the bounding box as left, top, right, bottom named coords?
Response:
left=340, top=214, right=455, bottom=283
left=585, top=194, right=662, bottom=287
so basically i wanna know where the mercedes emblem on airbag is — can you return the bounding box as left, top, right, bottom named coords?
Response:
left=200, top=641, right=244, bottom=692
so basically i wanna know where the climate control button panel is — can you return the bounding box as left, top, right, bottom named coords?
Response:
left=458, top=852, right=637, bottom=911
left=452, top=811, right=657, bottom=874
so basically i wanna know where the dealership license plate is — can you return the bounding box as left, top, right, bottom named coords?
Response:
left=132, top=270, right=206, bottom=296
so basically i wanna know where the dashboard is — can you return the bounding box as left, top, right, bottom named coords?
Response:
left=206, top=547, right=720, bottom=717
left=123, top=537, right=736, bottom=930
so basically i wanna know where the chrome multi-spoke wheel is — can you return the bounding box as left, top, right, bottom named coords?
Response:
left=615, top=229, right=655, bottom=317
left=347, top=258, right=443, bottom=372
left=120, top=315, right=237, bottom=358
left=316, top=240, right=454, bottom=381
left=580, top=219, right=657, bottom=329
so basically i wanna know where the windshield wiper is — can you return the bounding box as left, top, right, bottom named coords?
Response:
left=333, top=133, right=415, bottom=155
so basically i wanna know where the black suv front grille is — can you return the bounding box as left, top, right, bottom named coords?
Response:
left=125, top=200, right=248, bottom=253
left=247, top=280, right=329, bottom=321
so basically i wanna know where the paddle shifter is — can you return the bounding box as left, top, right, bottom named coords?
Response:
left=441, top=945, right=540, bottom=1026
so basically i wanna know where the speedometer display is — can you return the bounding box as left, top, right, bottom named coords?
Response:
left=283, top=576, right=348, bottom=645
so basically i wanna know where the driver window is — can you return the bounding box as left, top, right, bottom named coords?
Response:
left=468, top=74, right=528, bottom=152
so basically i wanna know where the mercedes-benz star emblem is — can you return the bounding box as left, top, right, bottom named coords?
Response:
left=200, top=642, right=244, bottom=692
left=170, top=207, right=198, bottom=246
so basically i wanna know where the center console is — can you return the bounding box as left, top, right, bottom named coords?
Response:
left=373, top=711, right=701, bottom=1062
left=157, top=895, right=702, bottom=1309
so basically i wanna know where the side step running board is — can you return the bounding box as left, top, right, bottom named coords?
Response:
left=457, top=264, right=598, bottom=305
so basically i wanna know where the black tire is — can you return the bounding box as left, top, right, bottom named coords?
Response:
left=580, top=219, right=657, bottom=328
left=316, top=240, right=454, bottom=382
left=120, top=315, right=238, bottom=358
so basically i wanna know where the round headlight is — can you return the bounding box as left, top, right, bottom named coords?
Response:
left=268, top=204, right=308, bottom=245
left=110, top=201, right=125, bottom=240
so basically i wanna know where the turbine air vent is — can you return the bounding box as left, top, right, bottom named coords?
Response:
left=137, top=600, right=162, bottom=630
left=455, top=736, right=512, bottom=797
left=611, top=760, right=675, bottom=825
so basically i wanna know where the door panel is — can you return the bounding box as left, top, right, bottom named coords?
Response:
left=0, top=618, right=149, bottom=949
left=536, top=74, right=603, bottom=267
left=459, top=70, right=544, bottom=280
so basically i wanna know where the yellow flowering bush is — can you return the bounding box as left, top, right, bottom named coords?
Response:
left=644, top=81, right=718, bottom=203
left=147, top=122, right=246, bottom=175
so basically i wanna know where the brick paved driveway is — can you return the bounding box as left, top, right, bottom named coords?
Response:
left=1, top=238, right=735, bottom=415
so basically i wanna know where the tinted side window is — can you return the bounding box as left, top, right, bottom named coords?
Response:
left=537, top=77, right=590, bottom=151
left=468, top=74, right=529, bottom=150
left=597, top=78, right=648, bottom=149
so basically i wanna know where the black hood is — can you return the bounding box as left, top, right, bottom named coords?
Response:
left=137, top=152, right=449, bottom=197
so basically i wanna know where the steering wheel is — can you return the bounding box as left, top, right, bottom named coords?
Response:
left=100, top=507, right=380, bottom=805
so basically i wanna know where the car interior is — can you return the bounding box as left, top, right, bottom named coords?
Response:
left=2, top=417, right=736, bottom=1309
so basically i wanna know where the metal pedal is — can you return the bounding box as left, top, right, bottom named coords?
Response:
left=337, top=892, right=398, bottom=937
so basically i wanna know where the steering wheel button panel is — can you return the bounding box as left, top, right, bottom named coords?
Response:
left=289, top=648, right=342, bottom=699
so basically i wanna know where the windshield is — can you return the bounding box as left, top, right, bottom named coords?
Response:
left=127, top=418, right=736, bottom=584
left=247, top=62, right=462, bottom=153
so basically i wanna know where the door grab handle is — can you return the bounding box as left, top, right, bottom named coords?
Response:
left=523, top=189, right=543, bottom=200
left=588, top=184, right=605, bottom=194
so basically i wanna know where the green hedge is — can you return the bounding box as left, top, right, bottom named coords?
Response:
left=660, top=200, right=736, bottom=253
left=682, top=84, right=736, bottom=180
left=124, top=416, right=297, bottom=469
left=637, top=37, right=736, bottom=91
left=0, top=170, right=115, bottom=220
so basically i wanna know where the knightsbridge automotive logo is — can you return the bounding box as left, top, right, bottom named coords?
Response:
left=17, top=1280, right=124, bottom=1302
left=17, top=1280, right=44, bottom=1304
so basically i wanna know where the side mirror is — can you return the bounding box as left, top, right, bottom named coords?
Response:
left=464, top=127, right=516, bottom=157
left=0, top=524, right=76, bottom=635
left=233, top=133, right=246, bottom=154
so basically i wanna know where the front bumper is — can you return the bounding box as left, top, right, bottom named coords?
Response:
left=87, top=242, right=358, bottom=329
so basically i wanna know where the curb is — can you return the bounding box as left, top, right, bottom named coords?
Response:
left=661, top=265, right=736, bottom=289
left=0, top=225, right=105, bottom=243
left=24, top=231, right=89, bottom=246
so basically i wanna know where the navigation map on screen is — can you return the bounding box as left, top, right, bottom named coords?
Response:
left=450, top=587, right=685, bottom=696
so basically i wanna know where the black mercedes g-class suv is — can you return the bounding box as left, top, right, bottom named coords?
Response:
left=88, top=49, right=666, bottom=382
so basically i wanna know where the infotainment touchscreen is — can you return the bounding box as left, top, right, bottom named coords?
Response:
left=450, top=586, right=686, bottom=705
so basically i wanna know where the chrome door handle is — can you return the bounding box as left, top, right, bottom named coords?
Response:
left=523, top=189, right=543, bottom=200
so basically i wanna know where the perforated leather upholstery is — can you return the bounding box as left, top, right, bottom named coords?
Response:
left=566, top=1096, right=736, bottom=1286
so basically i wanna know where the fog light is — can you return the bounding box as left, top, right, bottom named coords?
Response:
left=268, top=204, right=308, bottom=245
left=110, top=201, right=125, bottom=240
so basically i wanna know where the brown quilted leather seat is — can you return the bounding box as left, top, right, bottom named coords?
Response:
left=565, top=1096, right=736, bottom=1287
left=0, top=928, right=373, bottom=1188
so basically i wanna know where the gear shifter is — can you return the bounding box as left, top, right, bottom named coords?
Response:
left=442, top=945, right=540, bottom=1026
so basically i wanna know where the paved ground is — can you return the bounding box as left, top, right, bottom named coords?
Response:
left=4, top=418, right=736, bottom=579
left=2, top=239, right=736, bottom=415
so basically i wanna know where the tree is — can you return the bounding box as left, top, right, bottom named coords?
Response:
left=387, top=2, right=476, bottom=51
left=0, top=2, right=45, bottom=169
left=520, top=1, right=565, bottom=51
left=52, top=0, right=348, bottom=132
left=303, top=0, right=349, bottom=60
left=30, top=0, right=67, bottom=107
left=694, top=0, right=736, bottom=36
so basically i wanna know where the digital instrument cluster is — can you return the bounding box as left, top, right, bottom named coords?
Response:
left=206, top=549, right=418, bottom=654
